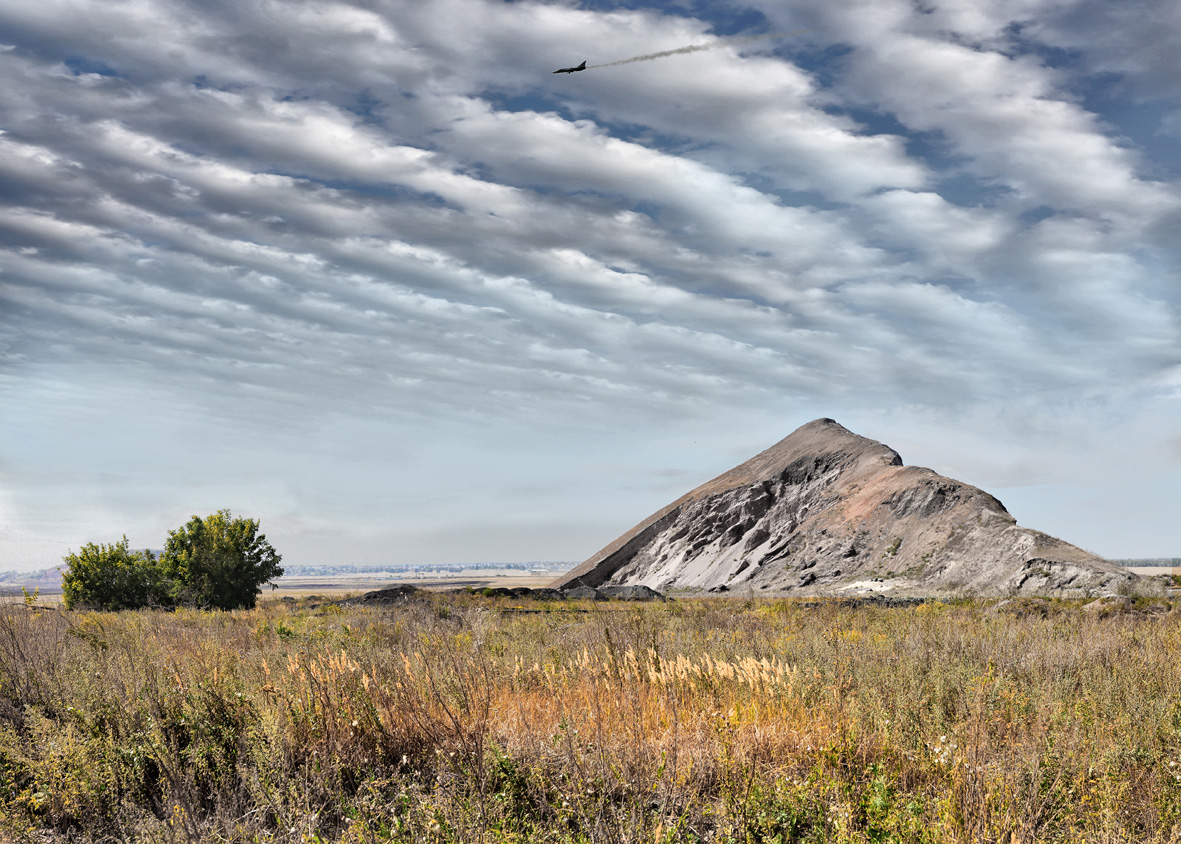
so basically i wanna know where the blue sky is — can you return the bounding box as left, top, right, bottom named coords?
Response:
left=1, top=0, right=1178, bottom=571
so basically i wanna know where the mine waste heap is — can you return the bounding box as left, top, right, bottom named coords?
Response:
left=555, top=418, right=1135, bottom=597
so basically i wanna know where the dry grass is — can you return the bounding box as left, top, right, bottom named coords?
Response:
left=0, top=594, right=1179, bottom=843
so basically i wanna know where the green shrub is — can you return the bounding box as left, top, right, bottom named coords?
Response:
left=159, top=510, right=283, bottom=610
left=61, top=510, right=283, bottom=612
left=61, top=537, right=172, bottom=611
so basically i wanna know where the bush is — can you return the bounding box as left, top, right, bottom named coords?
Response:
left=61, top=511, right=283, bottom=612
left=61, top=537, right=171, bottom=611
left=159, top=510, right=283, bottom=610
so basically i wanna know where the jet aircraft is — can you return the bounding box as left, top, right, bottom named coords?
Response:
left=552, top=60, right=587, bottom=74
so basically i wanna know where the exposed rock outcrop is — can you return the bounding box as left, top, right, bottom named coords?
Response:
left=555, top=419, right=1136, bottom=597
left=345, top=584, right=666, bottom=605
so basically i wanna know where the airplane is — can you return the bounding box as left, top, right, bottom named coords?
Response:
left=552, top=60, right=587, bottom=74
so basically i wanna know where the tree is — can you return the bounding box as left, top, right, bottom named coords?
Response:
left=61, top=537, right=171, bottom=611
left=159, top=510, right=283, bottom=610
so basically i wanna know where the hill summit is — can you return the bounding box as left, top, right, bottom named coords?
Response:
left=555, top=419, right=1134, bottom=597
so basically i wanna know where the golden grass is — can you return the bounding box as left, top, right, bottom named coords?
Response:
left=0, top=595, right=1179, bottom=842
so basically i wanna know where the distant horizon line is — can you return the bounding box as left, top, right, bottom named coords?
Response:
left=2, top=558, right=1176, bottom=584
left=0, top=560, right=581, bottom=582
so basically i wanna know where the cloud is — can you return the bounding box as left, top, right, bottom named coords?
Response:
left=1, top=0, right=1179, bottom=567
left=1030, top=0, right=1181, bottom=106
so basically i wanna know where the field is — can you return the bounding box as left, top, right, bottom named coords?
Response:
left=0, top=570, right=565, bottom=606
left=1, top=594, right=1179, bottom=843
left=266, top=573, right=563, bottom=601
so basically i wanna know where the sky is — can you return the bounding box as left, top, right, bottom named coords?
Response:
left=1, top=0, right=1179, bottom=573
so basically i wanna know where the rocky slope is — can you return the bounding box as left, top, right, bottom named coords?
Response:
left=555, top=419, right=1136, bottom=597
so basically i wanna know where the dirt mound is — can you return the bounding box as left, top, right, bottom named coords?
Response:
left=599, top=584, right=666, bottom=601
left=349, top=584, right=423, bottom=605
left=555, top=419, right=1136, bottom=598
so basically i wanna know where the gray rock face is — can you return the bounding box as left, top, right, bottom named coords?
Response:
left=599, top=584, right=666, bottom=601
left=555, top=419, right=1136, bottom=597
left=562, top=585, right=605, bottom=601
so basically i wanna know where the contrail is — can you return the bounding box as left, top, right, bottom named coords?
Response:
left=587, top=29, right=814, bottom=70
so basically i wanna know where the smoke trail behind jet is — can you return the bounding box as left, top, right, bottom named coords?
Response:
left=587, top=29, right=813, bottom=69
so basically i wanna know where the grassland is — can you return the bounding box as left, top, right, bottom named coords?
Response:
left=1, top=594, right=1179, bottom=843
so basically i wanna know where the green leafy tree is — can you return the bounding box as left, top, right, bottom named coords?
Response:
left=160, top=510, right=283, bottom=610
left=61, top=537, right=172, bottom=611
